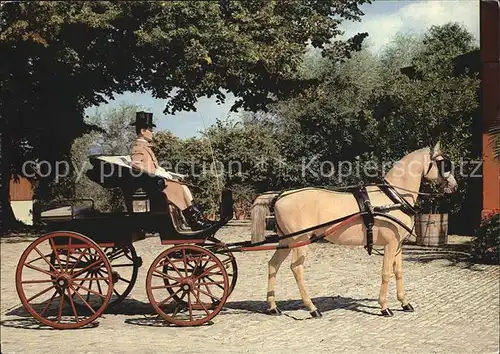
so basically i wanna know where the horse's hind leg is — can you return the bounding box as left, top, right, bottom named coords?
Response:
left=267, top=247, right=291, bottom=314
left=290, top=246, right=321, bottom=318
left=394, top=247, right=414, bottom=312
left=378, top=240, right=398, bottom=317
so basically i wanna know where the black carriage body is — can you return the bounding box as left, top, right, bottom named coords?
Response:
left=40, top=155, right=233, bottom=246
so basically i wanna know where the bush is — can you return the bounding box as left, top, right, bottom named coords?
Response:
left=471, top=210, right=500, bottom=264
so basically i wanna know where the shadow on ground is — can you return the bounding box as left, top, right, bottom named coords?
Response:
left=400, top=241, right=488, bottom=269
left=222, top=296, right=395, bottom=318
left=2, top=295, right=397, bottom=330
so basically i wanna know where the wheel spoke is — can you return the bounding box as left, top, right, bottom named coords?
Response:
left=182, top=249, right=189, bottom=277
left=106, top=248, right=126, bottom=261
left=187, top=292, right=193, bottom=322
left=26, top=285, right=56, bottom=303
left=73, top=282, right=107, bottom=299
left=24, top=263, right=56, bottom=278
left=72, top=258, right=105, bottom=278
left=33, top=247, right=59, bottom=273
left=69, top=284, right=96, bottom=314
left=151, top=283, right=180, bottom=290
left=66, top=287, right=79, bottom=323
left=21, top=279, right=55, bottom=284
left=106, top=263, right=134, bottom=268
left=39, top=290, right=58, bottom=317
left=161, top=257, right=184, bottom=278
left=57, top=293, right=64, bottom=323
left=205, top=275, right=226, bottom=291
left=95, top=276, right=104, bottom=306
left=86, top=275, right=94, bottom=304
left=73, top=277, right=109, bottom=281
left=190, top=254, right=203, bottom=279
left=49, top=238, right=63, bottom=270
left=157, top=288, right=183, bottom=307
left=190, top=289, right=211, bottom=316
left=96, top=270, right=121, bottom=298
left=153, top=269, right=180, bottom=282
left=193, top=263, right=222, bottom=282
left=118, top=276, right=131, bottom=284
left=65, top=237, right=73, bottom=272
left=200, top=278, right=216, bottom=300
left=69, top=249, right=88, bottom=274
left=195, top=287, right=221, bottom=302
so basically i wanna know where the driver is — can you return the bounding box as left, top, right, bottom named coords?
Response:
left=129, top=111, right=215, bottom=231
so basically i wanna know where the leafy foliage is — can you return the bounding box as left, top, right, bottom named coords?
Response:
left=1, top=0, right=370, bottom=230
left=488, top=116, right=500, bottom=160
left=247, top=22, right=480, bottom=217
left=471, top=210, right=500, bottom=265
left=34, top=104, right=139, bottom=214
left=152, top=118, right=282, bottom=215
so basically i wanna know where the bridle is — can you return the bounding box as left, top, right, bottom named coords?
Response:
left=424, top=152, right=453, bottom=180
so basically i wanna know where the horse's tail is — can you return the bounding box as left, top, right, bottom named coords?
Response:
left=250, top=192, right=280, bottom=244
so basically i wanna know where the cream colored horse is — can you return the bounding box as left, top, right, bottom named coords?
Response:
left=250, top=142, right=458, bottom=317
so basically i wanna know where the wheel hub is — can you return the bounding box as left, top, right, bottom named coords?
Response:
left=111, top=271, right=119, bottom=284
left=55, top=274, right=71, bottom=289
left=180, top=278, right=194, bottom=292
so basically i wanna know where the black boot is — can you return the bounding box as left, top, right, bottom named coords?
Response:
left=182, top=205, right=216, bottom=231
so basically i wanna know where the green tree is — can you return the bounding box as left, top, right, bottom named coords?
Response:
left=34, top=104, right=141, bottom=214
left=0, top=0, right=370, bottom=231
left=366, top=23, right=480, bottom=214
left=152, top=118, right=282, bottom=216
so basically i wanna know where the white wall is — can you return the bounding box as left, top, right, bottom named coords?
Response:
left=11, top=201, right=33, bottom=225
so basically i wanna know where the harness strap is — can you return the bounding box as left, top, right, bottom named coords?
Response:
left=351, top=185, right=375, bottom=255
left=380, top=180, right=417, bottom=217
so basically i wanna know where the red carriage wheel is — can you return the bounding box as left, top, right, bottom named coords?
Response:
left=205, top=245, right=238, bottom=298
left=16, top=231, right=113, bottom=329
left=101, top=245, right=140, bottom=308
left=147, top=244, right=230, bottom=327
left=163, top=244, right=237, bottom=308
left=49, top=244, right=140, bottom=310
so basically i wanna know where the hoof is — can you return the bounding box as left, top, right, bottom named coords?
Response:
left=310, top=310, right=322, bottom=318
left=381, top=308, right=394, bottom=317
left=402, top=303, right=414, bottom=312
left=267, top=308, right=282, bottom=316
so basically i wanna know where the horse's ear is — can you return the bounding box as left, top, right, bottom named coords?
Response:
left=431, top=140, right=441, bottom=158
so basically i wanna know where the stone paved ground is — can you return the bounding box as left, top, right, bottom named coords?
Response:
left=1, top=223, right=499, bottom=354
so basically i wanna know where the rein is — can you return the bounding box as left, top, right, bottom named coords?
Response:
left=311, top=181, right=443, bottom=197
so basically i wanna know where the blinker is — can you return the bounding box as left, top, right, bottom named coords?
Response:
left=436, top=159, right=452, bottom=176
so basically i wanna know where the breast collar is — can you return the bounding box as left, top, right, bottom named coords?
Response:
left=380, top=179, right=417, bottom=216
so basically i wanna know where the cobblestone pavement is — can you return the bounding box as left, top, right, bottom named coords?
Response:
left=1, top=224, right=499, bottom=354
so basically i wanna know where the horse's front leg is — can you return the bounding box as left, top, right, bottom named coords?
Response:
left=379, top=240, right=398, bottom=316
left=394, top=247, right=414, bottom=312
left=290, top=246, right=321, bottom=318
left=267, top=247, right=291, bottom=315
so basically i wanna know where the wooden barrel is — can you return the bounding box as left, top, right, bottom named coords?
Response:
left=415, top=213, right=449, bottom=246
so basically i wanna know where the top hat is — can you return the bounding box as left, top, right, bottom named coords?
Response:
left=130, top=111, right=156, bottom=128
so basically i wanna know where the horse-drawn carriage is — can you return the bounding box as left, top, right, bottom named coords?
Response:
left=15, top=143, right=458, bottom=329
left=15, top=154, right=237, bottom=329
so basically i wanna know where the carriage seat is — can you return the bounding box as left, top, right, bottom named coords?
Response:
left=86, top=154, right=189, bottom=217
left=40, top=204, right=94, bottom=221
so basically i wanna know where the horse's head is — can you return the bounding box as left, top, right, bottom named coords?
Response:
left=422, top=141, right=458, bottom=194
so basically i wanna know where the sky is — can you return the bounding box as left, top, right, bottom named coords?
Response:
left=84, top=0, right=480, bottom=139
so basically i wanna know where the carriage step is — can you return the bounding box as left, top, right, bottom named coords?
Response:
left=135, top=256, right=143, bottom=268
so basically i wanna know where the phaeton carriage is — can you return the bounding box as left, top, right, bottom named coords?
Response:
left=15, top=142, right=457, bottom=328
left=16, top=154, right=238, bottom=329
